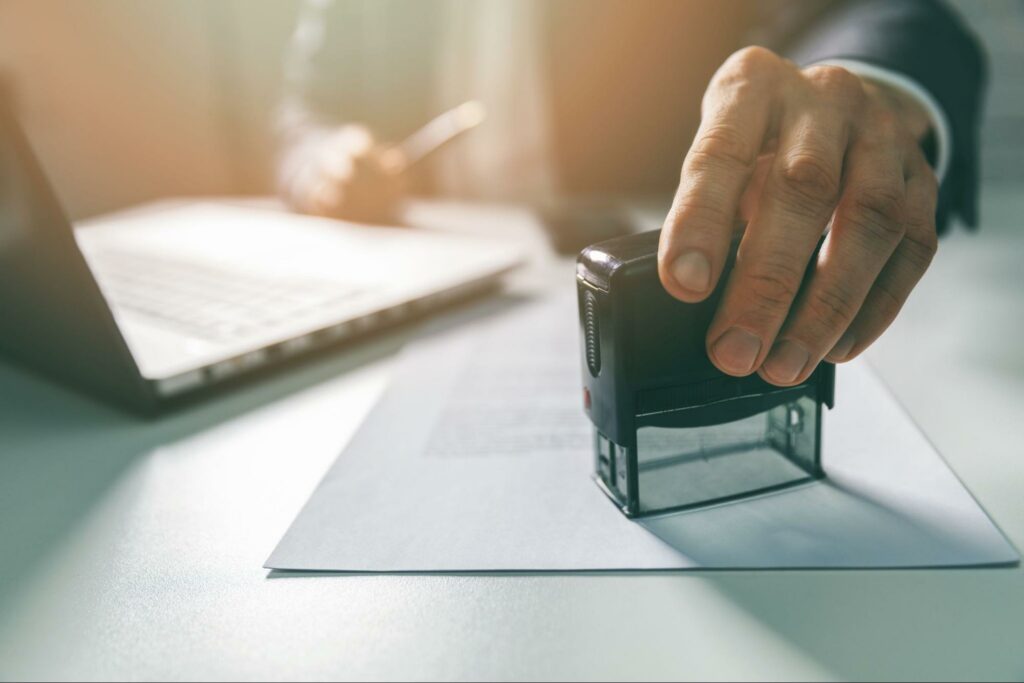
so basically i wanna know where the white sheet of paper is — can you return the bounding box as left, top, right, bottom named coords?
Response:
left=266, top=294, right=1018, bottom=572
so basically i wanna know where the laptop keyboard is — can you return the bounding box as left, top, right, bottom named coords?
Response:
left=88, top=248, right=364, bottom=341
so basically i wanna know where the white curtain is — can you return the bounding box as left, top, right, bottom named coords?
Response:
left=433, top=0, right=557, bottom=202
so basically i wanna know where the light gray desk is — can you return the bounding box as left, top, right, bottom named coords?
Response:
left=1, top=194, right=1023, bottom=681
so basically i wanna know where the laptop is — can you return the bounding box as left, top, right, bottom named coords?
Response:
left=0, top=96, right=522, bottom=414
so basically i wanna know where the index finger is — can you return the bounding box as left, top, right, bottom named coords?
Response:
left=658, top=47, right=781, bottom=303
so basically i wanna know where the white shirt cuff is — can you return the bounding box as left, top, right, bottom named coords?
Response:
left=812, top=58, right=952, bottom=183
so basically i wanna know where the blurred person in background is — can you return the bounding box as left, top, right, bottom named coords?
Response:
left=277, top=0, right=985, bottom=388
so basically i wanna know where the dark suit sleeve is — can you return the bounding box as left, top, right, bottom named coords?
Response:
left=772, top=0, right=987, bottom=233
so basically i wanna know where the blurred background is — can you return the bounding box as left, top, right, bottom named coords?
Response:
left=0, top=0, right=1020, bottom=223
left=957, top=1, right=1024, bottom=187
left=0, top=0, right=296, bottom=219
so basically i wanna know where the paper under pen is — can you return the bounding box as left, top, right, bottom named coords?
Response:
left=377, top=100, right=487, bottom=174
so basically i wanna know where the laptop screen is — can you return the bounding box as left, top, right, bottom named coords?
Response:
left=0, top=86, right=146, bottom=406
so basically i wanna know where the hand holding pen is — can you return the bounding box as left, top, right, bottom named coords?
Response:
left=292, top=101, right=486, bottom=224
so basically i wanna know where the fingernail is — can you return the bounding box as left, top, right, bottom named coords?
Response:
left=711, top=328, right=762, bottom=375
left=671, top=251, right=711, bottom=294
left=829, top=331, right=856, bottom=361
left=762, top=340, right=811, bottom=384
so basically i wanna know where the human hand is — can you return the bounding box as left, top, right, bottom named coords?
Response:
left=288, top=124, right=406, bottom=224
left=658, top=47, right=939, bottom=387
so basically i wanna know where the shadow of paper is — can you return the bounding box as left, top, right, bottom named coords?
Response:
left=0, top=291, right=532, bottom=612
left=639, top=476, right=1014, bottom=570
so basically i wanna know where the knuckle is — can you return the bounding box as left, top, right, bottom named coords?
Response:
left=689, top=124, right=757, bottom=169
left=901, top=229, right=939, bottom=271
left=667, top=199, right=733, bottom=237
left=703, top=77, right=759, bottom=112
left=744, top=261, right=803, bottom=311
left=872, top=284, right=905, bottom=325
left=873, top=282, right=905, bottom=323
left=804, top=65, right=863, bottom=101
left=777, top=153, right=841, bottom=209
left=807, top=285, right=859, bottom=330
left=847, top=185, right=906, bottom=241
left=725, top=46, right=779, bottom=78
left=867, top=107, right=901, bottom=141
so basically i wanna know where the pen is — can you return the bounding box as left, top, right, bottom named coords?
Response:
left=378, top=100, right=487, bottom=174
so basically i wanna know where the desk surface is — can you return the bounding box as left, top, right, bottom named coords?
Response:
left=1, top=194, right=1023, bottom=681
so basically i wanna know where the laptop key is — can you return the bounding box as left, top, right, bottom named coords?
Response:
left=88, top=248, right=364, bottom=342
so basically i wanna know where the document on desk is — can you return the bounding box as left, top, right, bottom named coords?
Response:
left=267, top=293, right=1018, bottom=572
